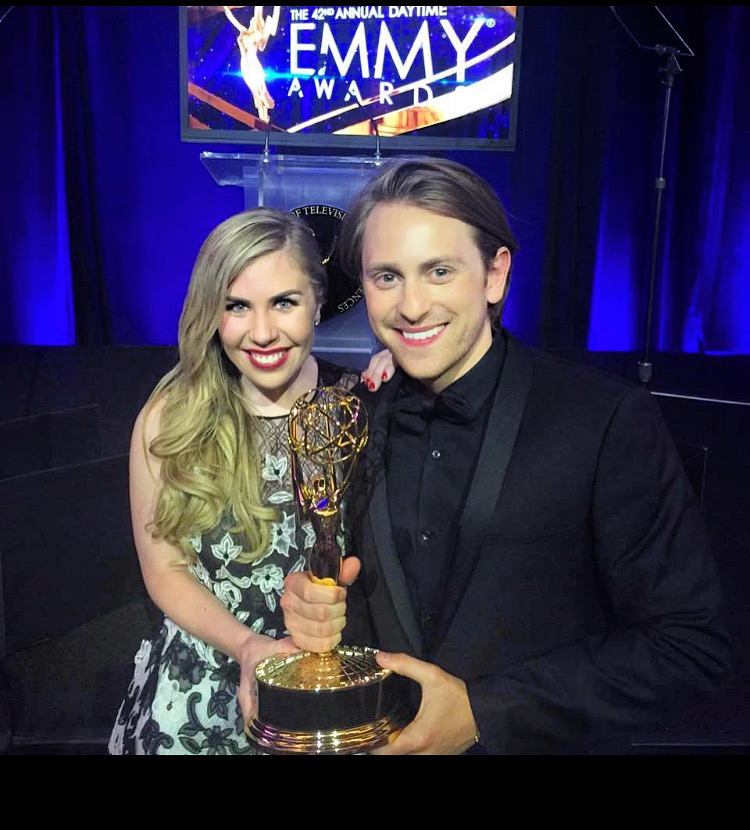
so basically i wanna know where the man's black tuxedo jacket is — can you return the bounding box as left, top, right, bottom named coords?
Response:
left=344, top=330, right=733, bottom=754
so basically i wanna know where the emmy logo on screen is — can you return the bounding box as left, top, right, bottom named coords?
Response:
left=246, top=386, right=405, bottom=754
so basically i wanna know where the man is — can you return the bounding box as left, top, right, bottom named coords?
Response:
left=280, top=156, right=733, bottom=754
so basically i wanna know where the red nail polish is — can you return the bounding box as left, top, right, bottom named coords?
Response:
left=366, top=380, right=374, bottom=391
left=381, top=372, right=388, bottom=381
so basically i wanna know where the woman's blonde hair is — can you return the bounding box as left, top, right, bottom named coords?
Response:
left=145, top=207, right=327, bottom=564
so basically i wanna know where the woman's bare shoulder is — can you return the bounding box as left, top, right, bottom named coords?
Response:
left=132, top=392, right=168, bottom=450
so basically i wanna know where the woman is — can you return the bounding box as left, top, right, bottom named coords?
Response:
left=108, top=207, right=390, bottom=754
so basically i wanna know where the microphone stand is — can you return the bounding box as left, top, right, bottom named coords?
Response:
left=609, top=7, right=694, bottom=387
left=370, top=116, right=382, bottom=163
left=639, top=44, right=682, bottom=386
left=262, top=114, right=272, bottom=163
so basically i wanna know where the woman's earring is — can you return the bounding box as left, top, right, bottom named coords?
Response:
left=314, top=312, right=321, bottom=327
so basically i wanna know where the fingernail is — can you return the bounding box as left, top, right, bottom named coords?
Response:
left=381, top=372, right=388, bottom=381
left=366, top=380, right=374, bottom=391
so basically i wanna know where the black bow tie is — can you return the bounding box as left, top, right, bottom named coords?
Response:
left=391, top=388, right=476, bottom=435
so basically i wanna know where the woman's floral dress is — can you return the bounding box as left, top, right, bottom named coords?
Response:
left=108, top=361, right=358, bottom=754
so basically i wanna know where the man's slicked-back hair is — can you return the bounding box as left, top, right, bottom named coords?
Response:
left=336, top=156, right=519, bottom=327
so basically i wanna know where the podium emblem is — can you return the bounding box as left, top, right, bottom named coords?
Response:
left=291, top=204, right=363, bottom=323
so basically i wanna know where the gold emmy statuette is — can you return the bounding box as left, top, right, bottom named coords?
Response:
left=246, top=386, right=406, bottom=754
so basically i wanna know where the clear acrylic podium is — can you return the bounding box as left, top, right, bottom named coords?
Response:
left=201, top=151, right=385, bottom=369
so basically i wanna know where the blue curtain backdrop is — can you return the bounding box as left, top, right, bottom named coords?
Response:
left=0, top=6, right=748, bottom=355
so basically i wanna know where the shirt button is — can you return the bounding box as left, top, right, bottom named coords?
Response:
left=420, top=530, right=432, bottom=542
left=431, top=449, right=442, bottom=459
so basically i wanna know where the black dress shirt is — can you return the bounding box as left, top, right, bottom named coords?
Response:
left=385, top=332, right=507, bottom=653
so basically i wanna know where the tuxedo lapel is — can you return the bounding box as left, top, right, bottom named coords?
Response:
left=363, top=374, right=424, bottom=656
left=431, top=334, right=534, bottom=650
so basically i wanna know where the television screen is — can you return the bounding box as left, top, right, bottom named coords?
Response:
left=179, top=5, right=523, bottom=152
